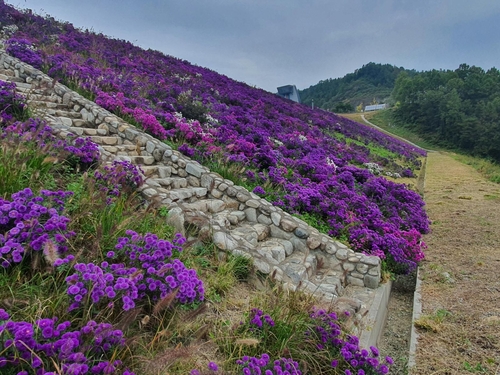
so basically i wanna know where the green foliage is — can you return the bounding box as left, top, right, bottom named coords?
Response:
left=463, top=362, right=488, bottom=373
left=66, top=175, right=173, bottom=258
left=0, top=138, right=57, bottom=198
left=333, top=101, right=354, bottom=113
left=393, top=64, right=500, bottom=162
left=292, top=211, right=330, bottom=234
left=451, top=153, right=500, bottom=184
left=300, top=62, right=414, bottom=110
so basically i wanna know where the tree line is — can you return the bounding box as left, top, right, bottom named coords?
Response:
left=299, top=62, right=411, bottom=112
left=393, top=64, right=500, bottom=162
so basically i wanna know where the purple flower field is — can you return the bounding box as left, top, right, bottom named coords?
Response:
left=0, top=3, right=428, bottom=272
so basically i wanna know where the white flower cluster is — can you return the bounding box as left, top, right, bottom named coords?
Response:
left=271, top=138, right=284, bottom=147
left=298, top=134, right=307, bottom=141
left=385, top=171, right=401, bottom=178
left=205, top=114, right=219, bottom=126
left=173, top=73, right=191, bottom=82
left=363, top=162, right=383, bottom=175
left=1, top=24, right=18, bottom=38
left=326, top=157, right=337, bottom=171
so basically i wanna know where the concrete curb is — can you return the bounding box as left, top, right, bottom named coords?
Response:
left=359, top=280, right=392, bottom=349
left=408, top=267, right=422, bottom=368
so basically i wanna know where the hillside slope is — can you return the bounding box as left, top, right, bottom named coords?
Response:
left=0, top=3, right=428, bottom=273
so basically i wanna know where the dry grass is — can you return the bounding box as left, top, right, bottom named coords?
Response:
left=413, top=151, right=500, bottom=374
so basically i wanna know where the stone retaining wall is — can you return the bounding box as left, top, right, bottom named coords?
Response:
left=0, top=50, right=381, bottom=295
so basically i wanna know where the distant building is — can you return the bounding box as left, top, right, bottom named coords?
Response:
left=277, top=85, right=301, bottom=103
left=364, top=104, right=387, bottom=112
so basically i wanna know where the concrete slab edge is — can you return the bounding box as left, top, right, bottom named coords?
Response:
left=408, top=266, right=422, bottom=368
left=359, top=280, right=392, bottom=349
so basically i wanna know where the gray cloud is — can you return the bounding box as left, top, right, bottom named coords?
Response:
left=7, top=0, right=500, bottom=91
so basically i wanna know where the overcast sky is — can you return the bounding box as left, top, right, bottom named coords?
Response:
left=6, top=0, right=500, bottom=92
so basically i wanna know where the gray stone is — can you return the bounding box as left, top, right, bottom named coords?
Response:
left=172, top=179, right=188, bottom=189
left=257, top=214, right=272, bottom=225
left=253, top=259, right=271, bottom=274
left=206, top=200, right=226, bottom=213
left=210, top=189, right=223, bottom=198
left=318, top=284, right=338, bottom=295
left=347, top=276, right=365, bottom=287
left=59, top=117, right=73, bottom=126
left=232, top=211, right=247, bottom=222
left=244, top=207, right=257, bottom=222
left=271, top=247, right=286, bottom=262
left=253, top=224, right=270, bottom=241
left=166, top=207, right=185, bottom=235
left=325, top=242, right=337, bottom=255
left=289, top=237, right=307, bottom=252
left=213, top=232, right=238, bottom=251
left=226, top=186, right=237, bottom=197
left=200, top=173, right=215, bottom=190
left=186, top=162, right=204, bottom=178
left=281, top=239, right=294, bottom=256
left=260, top=242, right=285, bottom=263
left=271, top=212, right=281, bottom=226
left=294, top=227, right=309, bottom=239
left=356, top=263, right=369, bottom=274
left=227, top=215, right=239, bottom=225
left=284, top=263, right=307, bottom=284
left=307, top=235, right=322, bottom=250
left=335, top=241, right=348, bottom=249
left=270, top=225, right=293, bottom=240
left=152, top=148, right=164, bottom=161
left=222, top=196, right=239, bottom=210
left=124, top=128, right=139, bottom=141
left=141, top=188, right=158, bottom=197
left=271, top=266, right=283, bottom=282
left=186, top=176, right=200, bottom=187
left=336, top=249, right=348, bottom=260
left=368, top=267, right=379, bottom=276
left=246, top=199, right=260, bottom=208
left=193, top=188, right=208, bottom=197
left=169, top=189, right=194, bottom=201
left=232, top=227, right=258, bottom=247
left=218, top=183, right=228, bottom=191
left=281, top=218, right=298, bottom=232
left=364, top=274, right=380, bottom=289
left=236, top=192, right=250, bottom=203
left=360, top=255, right=380, bottom=267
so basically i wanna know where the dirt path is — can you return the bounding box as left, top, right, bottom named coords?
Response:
left=413, top=152, right=500, bottom=374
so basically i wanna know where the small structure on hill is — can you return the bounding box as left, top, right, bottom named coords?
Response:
left=364, top=104, right=387, bottom=112
left=277, top=85, right=301, bottom=103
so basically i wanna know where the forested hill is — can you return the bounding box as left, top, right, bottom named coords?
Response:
left=299, top=62, right=413, bottom=112
left=392, top=64, right=500, bottom=162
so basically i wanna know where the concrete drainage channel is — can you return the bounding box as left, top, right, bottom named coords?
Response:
left=358, top=270, right=422, bottom=371
left=358, top=280, right=393, bottom=349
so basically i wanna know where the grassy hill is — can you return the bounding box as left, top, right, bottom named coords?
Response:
left=299, top=63, right=414, bottom=112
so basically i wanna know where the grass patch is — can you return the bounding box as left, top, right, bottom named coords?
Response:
left=414, top=308, right=452, bottom=333
left=452, top=153, right=500, bottom=184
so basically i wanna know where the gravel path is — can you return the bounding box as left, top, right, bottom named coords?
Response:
left=378, top=151, right=500, bottom=375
